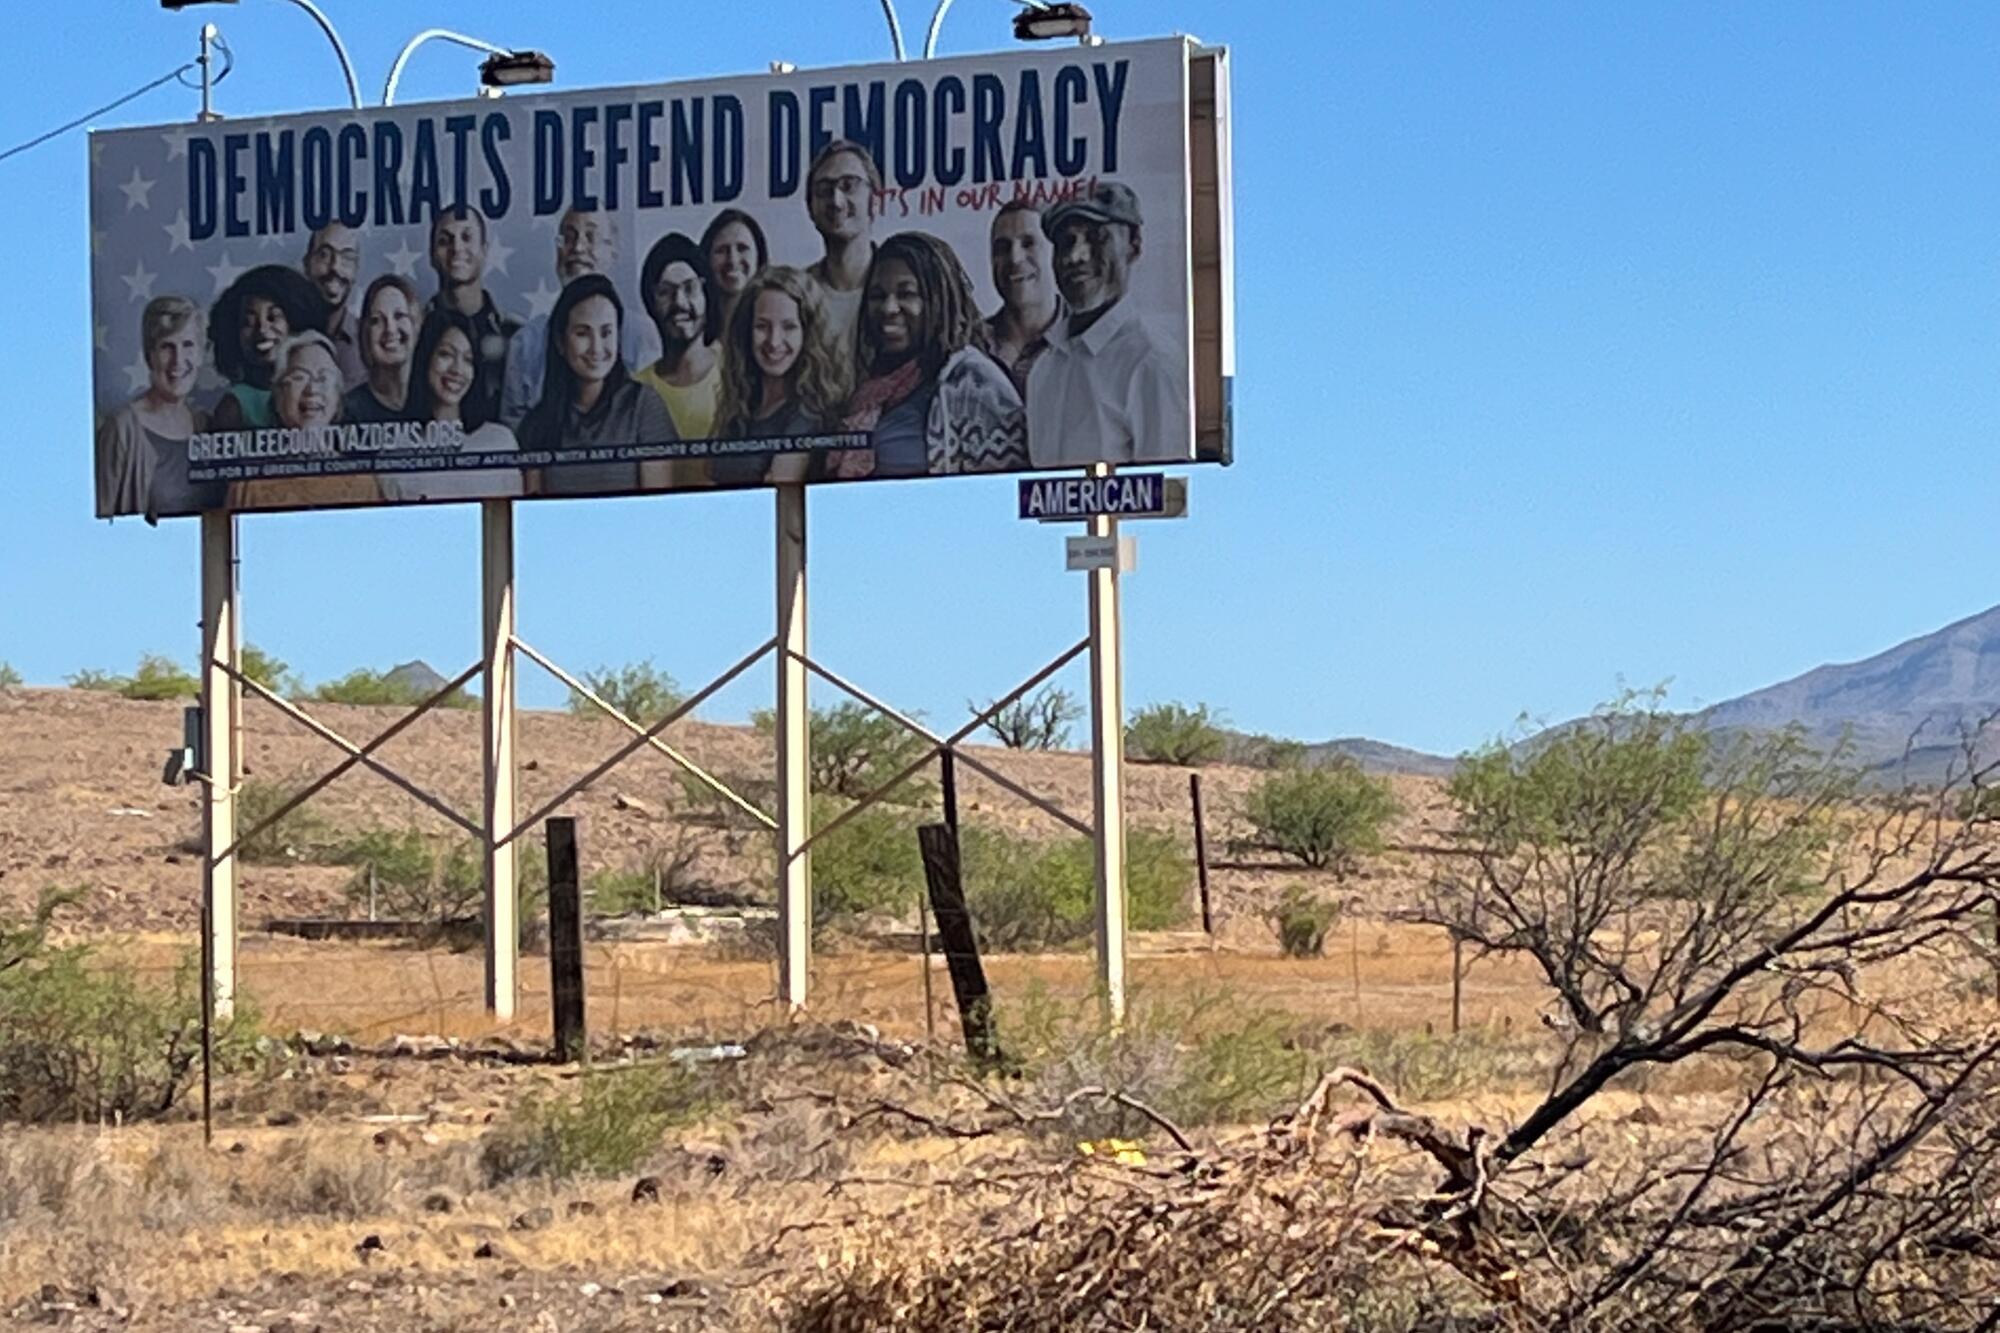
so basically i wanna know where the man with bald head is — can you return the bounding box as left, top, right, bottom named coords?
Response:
left=303, top=221, right=365, bottom=389
left=500, top=206, right=661, bottom=427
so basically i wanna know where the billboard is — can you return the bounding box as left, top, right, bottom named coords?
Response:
left=88, top=38, right=1232, bottom=520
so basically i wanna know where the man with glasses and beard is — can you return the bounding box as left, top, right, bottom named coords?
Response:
left=303, top=221, right=365, bottom=389
left=1024, top=182, right=1188, bottom=468
left=634, top=232, right=720, bottom=440
left=803, top=138, right=881, bottom=364
left=501, top=207, right=660, bottom=427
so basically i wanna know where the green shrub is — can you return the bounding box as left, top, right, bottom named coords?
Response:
left=1269, top=885, right=1341, bottom=957
left=480, top=1062, right=711, bottom=1184
left=758, top=703, right=933, bottom=803
left=1241, top=762, right=1398, bottom=873
left=1000, top=986, right=1312, bottom=1134
left=0, top=663, right=20, bottom=690
left=233, top=778, right=337, bottom=865
left=1125, top=702, right=1227, bottom=766
left=0, top=891, right=259, bottom=1124
left=122, top=655, right=201, bottom=702
left=676, top=769, right=778, bottom=831
left=588, top=867, right=658, bottom=916
left=570, top=659, right=685, bottom=723
left=1233, top=733, right=1308, bottom=769
left=312, top=668, right=475, bottom=709
left=338, top=828, right=482, bottom=934
left=239, top=644, right=299, bottom=697
left=66, top=667, right=126, bottom=692
left=332, top=827, right=545, bottom=951
left=808, top=795, right=925, bottom=924
left=977, top=685, right=1081, bottom=750
left=960, top=827, right=1189, bottom=951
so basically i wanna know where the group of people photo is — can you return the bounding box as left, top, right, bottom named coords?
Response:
left=97, top=138, right=1187, bottom=520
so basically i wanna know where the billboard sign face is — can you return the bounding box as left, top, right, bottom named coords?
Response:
left=88, top=38, right=1232, bottom=519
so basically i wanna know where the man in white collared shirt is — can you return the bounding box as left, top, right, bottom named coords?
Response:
left=1024, top=182, right=1189, bottom=468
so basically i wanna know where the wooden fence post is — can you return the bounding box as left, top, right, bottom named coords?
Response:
left=918, top=823, right=1000, bottom=1065
left=546, top=817, right=586, bottom=1063
left=1451, top=934, right=1464, bottom=1036
left=1189, top=773, right=1213, bottom=938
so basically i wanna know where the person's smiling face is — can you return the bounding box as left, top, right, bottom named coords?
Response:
left=147, top=322, right=202, bottom=401
left=1052, top=219, right=1138, bottom=316
left=866, top=258, right=924, bottom=360
left=431, top=216, right=486, bottom=287
left=275, top=341, right=340, bottom=427
left=562, top=294, right=620, bottom=387
left=363, top=286, right=414, bottom=370
left=709, top=220, right=758, bottom=295
left=807, top=150, right=872, bottom=243
left=305, top=223, right=359, bottom=309
left=240, top=296, right=289, bottom=372
left=651, top=261, right=705, bottom=344
left=556, top=211, right=613, bottom=283
left=751, top=289, right=802, bottom=380
left=427, top=326, right=475, bottom=413
left=991, top=210, right=1049, bottom=313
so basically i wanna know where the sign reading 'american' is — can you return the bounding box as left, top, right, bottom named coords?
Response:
left=1018, top=471, right=1184, bottom=520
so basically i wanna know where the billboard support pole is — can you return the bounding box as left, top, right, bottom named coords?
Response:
left=776, top=483, right=811, bottom=1009
left=1086, top=468, right=1128, bottom=1028
left=199, top=511, right=239, bottom=1023
left=481, top=499, right=518, bottom=1020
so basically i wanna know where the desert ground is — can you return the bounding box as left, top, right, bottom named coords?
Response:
left=4, top=686, right=1997, bottom=1329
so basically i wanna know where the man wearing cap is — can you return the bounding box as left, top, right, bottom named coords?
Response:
left=499, top=207, right=661, bottom=427
left=1024, top=181, right=1189, bottom=468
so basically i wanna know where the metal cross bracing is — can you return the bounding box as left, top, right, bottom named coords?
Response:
left=195, top=483, right=1134, bottom=1031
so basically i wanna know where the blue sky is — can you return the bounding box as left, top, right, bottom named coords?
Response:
left=1, top=3, right=1994, bottom=756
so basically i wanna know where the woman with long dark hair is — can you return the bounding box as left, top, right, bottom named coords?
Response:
left=711, top=265, right=849, bottom=485
left=384, top=307, right=522, bottom=502
left=836, top=231, right=1026, bottom=479
left=207, top=264, right=324, bottom=430
left=518, top=274, right=674, bottom=496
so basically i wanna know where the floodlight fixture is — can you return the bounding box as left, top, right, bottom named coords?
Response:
left=1012, top=2, right=1093, bottom=42
left=479, top=49, right=555, bottom=89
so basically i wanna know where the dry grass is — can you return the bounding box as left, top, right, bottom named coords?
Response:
left=85, top=919, right=1554, bottom=1045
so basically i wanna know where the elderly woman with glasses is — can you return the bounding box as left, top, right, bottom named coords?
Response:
left=227, top=330, right=384, bottom=510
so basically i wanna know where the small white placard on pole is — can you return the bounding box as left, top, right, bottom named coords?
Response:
left=1066, top=535, right=1138, bottom=572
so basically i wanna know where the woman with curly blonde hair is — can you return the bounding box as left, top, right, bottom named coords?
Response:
left=835, top=230, right=1025, bottom=479
left=712, top=264, right=851, bottom=484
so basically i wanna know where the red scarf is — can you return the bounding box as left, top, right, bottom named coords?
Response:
left=841, top=358, right=925, bottom=433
